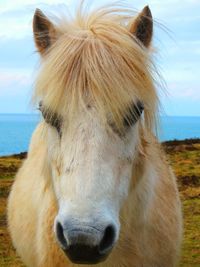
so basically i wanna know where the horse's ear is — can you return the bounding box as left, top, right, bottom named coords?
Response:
left=33, top=9, right=56, bottom=54
left=130, top=6, right=153, bottom=48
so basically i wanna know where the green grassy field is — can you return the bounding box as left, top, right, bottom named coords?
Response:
left=0, top=141, right=199, bottom=266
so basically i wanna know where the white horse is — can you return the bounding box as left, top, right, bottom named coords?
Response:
left=8, top=2, right=182, bottom=267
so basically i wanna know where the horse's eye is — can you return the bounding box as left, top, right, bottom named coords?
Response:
left=123, top=101, right=144, bottom=127
left=109, top=101, right=144, bottom=136
left=39, top=102, right=62, bottom=135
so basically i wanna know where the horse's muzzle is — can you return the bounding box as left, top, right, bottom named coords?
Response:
left=55, top=221, right=116, bottom=264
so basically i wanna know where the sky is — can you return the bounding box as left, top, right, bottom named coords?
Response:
left=0, top=0, right=199, bottom=116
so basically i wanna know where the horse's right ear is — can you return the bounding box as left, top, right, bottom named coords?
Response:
left=33, top=9, right=56, bottom=54
left=130, top=6, right=153, bottom=48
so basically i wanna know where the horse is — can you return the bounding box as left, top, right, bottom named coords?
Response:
left=7, top=2, right=182, bottom=267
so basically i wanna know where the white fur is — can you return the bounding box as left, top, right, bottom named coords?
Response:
left=48, top=108, right=140, bottom=243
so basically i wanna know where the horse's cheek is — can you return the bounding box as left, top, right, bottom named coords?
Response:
left=35, top=191, right=71, bottom=267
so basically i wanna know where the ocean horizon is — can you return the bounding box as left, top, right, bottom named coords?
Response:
left=0, top=114, right=200, bottom=156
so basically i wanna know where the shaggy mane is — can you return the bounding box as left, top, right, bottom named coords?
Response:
left=33, top=1, right=159, bottom=130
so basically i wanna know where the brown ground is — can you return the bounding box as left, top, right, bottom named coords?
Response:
left=0, top=140, right=200, bottom=266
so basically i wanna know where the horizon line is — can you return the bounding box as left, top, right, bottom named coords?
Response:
left=0, top=113, right=200, bottom=118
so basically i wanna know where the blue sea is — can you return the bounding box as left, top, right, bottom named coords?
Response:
left=0, top=114, right=200, bottom=156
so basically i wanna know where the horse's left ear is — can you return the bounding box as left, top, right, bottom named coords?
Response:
left=33, top=9, right=56, bottom=54
left=130, top=6, right=153, bottom=48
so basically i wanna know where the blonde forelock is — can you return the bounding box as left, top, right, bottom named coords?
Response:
left=33, top=2, right=159, bottom=130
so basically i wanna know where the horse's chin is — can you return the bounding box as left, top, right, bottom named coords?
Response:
left=63, top=245, right=110, bottom=265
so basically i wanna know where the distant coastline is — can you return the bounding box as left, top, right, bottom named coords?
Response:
left=1, top=138, right=200, bottom=159
left=0, top=114, right=200, bottom=156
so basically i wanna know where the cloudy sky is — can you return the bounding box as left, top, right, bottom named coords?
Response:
left=0, top=0, right=199, bottom=116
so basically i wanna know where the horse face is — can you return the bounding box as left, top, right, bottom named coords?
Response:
left=34, top=4, right=152, bottom=265
left=44, top=107, right=140, bottom=264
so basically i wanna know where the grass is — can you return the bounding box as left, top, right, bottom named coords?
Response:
left=0, top=141, right=200, bottom=266
left=181, top=199, right=200, bottom=267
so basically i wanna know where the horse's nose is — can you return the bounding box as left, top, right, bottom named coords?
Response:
left=55, top=221, right=116, bottom=264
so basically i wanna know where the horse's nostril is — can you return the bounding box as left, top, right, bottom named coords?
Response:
left=55, top=221, right=116, bottom=263
left=99, top=225, right=116, bottom=254
left=56, top=222, right=68, bottom=249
